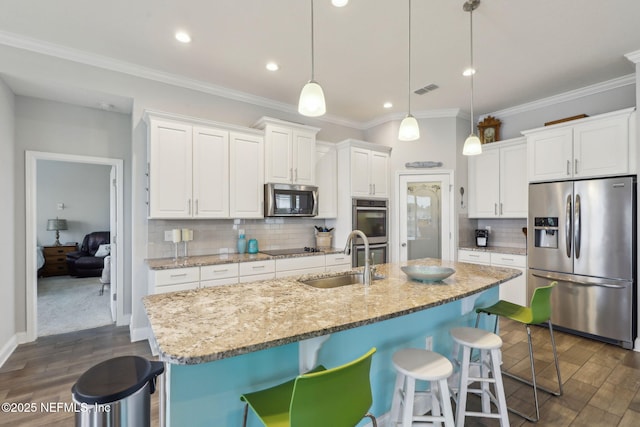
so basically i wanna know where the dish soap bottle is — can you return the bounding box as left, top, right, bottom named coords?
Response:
left=237, top=231, right=246, bottom=254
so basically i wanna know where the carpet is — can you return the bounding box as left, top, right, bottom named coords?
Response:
left=38, top=276, right=113, bottom=336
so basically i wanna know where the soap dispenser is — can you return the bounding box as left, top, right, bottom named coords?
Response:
left=237, top=231, right=247, bottom=254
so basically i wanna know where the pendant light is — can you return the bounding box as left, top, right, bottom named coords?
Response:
left=398, top=0, right=420, bottom=141
left=462, top=0, right=482, bottom=155
left=298, top=0, right=326, bottom=117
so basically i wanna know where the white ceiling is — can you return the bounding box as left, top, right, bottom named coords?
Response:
left=1, top=0, right=639, bottom=126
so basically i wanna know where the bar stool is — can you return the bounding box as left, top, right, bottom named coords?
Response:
left=389, top=348, right=455, bottom=427
left=450, top=327, right=509, bottom=427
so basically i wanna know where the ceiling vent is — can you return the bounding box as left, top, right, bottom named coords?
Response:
left=414, top=84, right=439, bottom=95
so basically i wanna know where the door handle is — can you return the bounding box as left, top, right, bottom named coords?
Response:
left=294, top=168, right=298, bottom=182
left=401, top=243, right=407, bottom=247
left=574, top=159, right=579, bottom=175
left=195, top=199, right=199, bottom=215
left=187, top=199, right=192, bottom=215
left=574, top=194, right=581, bottom=259
left=565, top=195, right=572, bottom=258
left=494, top=203, right=498, bottom=215
left=566, top=160, right=570, bottom=175
left=500, top=203, right=503, bottom=215
left=531, top=272, right=626, bottom=289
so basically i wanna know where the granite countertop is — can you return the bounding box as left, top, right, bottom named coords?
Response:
left=459, top=246, right=527, bottom=256
left=146, top=248, right=344, bottom=270
left=143, top=258, right=521, bottom=365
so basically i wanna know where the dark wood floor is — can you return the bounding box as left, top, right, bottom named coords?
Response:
left=0, top=325, right=157, bottom=427
left=0, top=319, right=639, bottom=426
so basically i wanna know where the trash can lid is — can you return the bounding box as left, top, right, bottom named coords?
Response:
left=72, top=356, right=164, bottom=405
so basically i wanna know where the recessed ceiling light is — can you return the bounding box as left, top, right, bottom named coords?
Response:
left=266, top=62, right=279, bottom=71
left=383, top=102, right=393, bottom=109
left=175, top=31, right=191, bottom=43
left=463, top=68, right=476, bottom=77
left=332, top=0, right=349, bottom=7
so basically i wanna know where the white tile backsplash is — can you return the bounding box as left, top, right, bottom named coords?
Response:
left=147, top=218, right=328, bottom=258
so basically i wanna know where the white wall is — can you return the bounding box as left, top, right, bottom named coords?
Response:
left=14, top=96, right=131, bottom=332
left=36, top=160, right=111, bottom=247
left=0, top=76, right=16, bottom=364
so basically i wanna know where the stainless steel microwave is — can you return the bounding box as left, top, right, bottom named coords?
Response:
left=264, top=183, right=318, bottom=217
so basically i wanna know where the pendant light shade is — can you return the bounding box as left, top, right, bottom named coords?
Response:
left=399, top=114, right=420, bottom=141
left=299, top=0, right=326, bottom=117
left=462, top=0, right=481, bottom=156
left=398, top=0, right=419, bottom=141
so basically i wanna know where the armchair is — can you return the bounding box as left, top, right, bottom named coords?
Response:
left=66, top=231, right=110, bottom=277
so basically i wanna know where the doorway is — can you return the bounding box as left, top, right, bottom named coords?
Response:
left=395, top=171, right=455, bottom=263
left=25, top=151, right=124, bottom=342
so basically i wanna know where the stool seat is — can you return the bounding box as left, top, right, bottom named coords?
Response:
left=392, top=348, right=453, bottom=381
left=450, top=327, right=502, bottom=350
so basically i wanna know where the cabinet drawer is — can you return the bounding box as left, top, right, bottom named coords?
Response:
left=43, top=246, right=76, bottom=256
left=238, top=272, right=275, bottom=283
left=490, top=253, right=526, bottom=268
left=239, top=260, right=275, bottom=276
left=152, top=267, right=200, bottom=286
left=458, top=250, right=490, bottom=265
left=153, top=281, right=198, bottom=294
left=201, top=277, right=239, bottom=288
left=276, top=266, right=326, bottom=279
left=325, top=253, right=351, bottom=267
left=201, top=263, right=239, bottom=281
left=325, top=264, right=352, bottom=273
left=276, top=255, right=325, bottom=272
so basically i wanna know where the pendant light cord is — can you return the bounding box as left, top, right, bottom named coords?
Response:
left=407, top=0, right=412, bottom=113
left=310, top=0, right=315, bottom=81
left=469, top=6, right=475, bottom=135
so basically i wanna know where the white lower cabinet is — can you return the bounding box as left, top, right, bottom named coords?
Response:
left=200, top=263, right=239, bottom=287
left=275, top=255, right=326, bottom=278
left=239, top=260, right=276, bottom=283
left=149, top=267, right=200, bottom=294
left=325, top=253, right=352, bottom=272
left=458, top=250, right=527, bottom=306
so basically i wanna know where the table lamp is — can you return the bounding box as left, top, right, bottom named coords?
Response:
left=47, top=218, right=68, bottom=246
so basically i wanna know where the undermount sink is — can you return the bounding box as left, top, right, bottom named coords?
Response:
left=300, top=272, right=384, bottom=289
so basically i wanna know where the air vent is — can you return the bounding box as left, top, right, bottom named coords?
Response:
left=414, top=84, right=439, bottom=95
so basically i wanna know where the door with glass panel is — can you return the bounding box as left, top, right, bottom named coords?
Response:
left=399, top=173, right=452, bottom=262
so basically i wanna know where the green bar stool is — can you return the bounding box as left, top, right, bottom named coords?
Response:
left=240, top=348, right=377, bottom=427
left=475, top=281, right=563, bottom=422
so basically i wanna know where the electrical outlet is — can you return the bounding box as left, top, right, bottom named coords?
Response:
left=485, top=226, right=491, bottom=233
left=164, top=230, right=173, bottom=241
left=425, top=336, right=433, bottom=351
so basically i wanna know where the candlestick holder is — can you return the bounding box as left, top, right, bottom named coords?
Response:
left=183, top=241, right=189, bottom=258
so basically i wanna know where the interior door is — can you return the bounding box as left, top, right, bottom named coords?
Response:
left=399, top=173, right=452, bottom=262
left=109, top=166, right=117, bottom=321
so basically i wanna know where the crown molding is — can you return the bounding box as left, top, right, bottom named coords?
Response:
left=624, top=49, right=640, bottom=64
left=0, top=30, right=362, bottom=129
left=484, top=74, right=636, bottom=119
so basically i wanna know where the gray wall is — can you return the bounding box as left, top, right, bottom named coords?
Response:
left=0, top=77, right=15, bottom=359
left=14, top=96, right=131, bottom=332
left=36, top=161, right=111, bottom=247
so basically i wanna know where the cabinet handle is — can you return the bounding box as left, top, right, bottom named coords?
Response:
left=574, top=159, right=579, bottom=175
left=494, top=203, right=498, bottom=215
left=252, top=265, right=265, bottom=269
left=213, top=269, right=229, bottom=273
left=170, top=273, right=188, bottom=278
left=295, top=168, right=298, bottom=182
left=333, top=257, right=346, bottom=261
left=469, top=254, right=480, bottom=258
left=369, top=184, right=373, bottom=195
left=566, top=160, right=570, bottom=175
left=290, top=168, right=293, bottom=182
left=187, top=199, right=192, bottom=215
left=372, top=183, right=376, bottom=194
left=195, top=199, right=199, bottom=215
left=500, top=203, right=503, bottom=215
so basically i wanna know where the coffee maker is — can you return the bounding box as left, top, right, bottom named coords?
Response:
left=475, top=229, right=489, bottom=247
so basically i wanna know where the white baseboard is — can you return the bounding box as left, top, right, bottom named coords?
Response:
left=116, top=313, right=131, bottom=327
left=130, top=325, right=151, bottom=343
left=0, top=334, right=18, bottom=368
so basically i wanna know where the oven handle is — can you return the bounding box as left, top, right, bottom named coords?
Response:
left=354, top=207, right=388, bottom=211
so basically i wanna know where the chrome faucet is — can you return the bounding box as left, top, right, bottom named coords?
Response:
left=344, top=230, right=371, bottom=286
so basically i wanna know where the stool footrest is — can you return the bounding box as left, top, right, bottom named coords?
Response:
left=465, top=410, right=503, bottom=419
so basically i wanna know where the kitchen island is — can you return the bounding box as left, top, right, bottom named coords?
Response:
left=144, top=257, right=520, bottom=426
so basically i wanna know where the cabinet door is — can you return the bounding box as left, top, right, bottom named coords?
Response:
left=264, top=125, right=292, bottom=183
left=499, top=142, right=528, bottom=217
left=315, top=144, right=337, bottom=218
left=468, top=148, right=500, bottom=218
left=370, top=151, right=389, bottom=197
left=457, top=249, right=490, bottom=265
left=230, top=132, right=264, bottom=218
left=293, top=130, right=316, bottom=185
left=526, top=128, right=573, bottom=182
left=148, top=120, right=193, bottom=218
left=350, top=147, right=371, bottom=197
left=193, top=127, right=229, bottom=218
left=573, top=114, right=629, bottom=178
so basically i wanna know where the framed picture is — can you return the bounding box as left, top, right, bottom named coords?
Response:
left=478, top=116, right=501, bottom=144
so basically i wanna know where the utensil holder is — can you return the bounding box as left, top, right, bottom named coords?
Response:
left=316, top=232, right=332, bottom=250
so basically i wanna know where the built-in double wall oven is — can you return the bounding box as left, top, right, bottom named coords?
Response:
left=352, top=198, right=388, bottom=267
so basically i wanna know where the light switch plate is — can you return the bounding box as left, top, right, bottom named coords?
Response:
left=164, top=230, right=173, bottom=241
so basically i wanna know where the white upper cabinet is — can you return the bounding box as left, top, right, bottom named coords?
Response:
left=338, top=140, right=391, bottom=199
left=524, top=108, right=635, bottom=182
left=230, top=132, right=264, bottom=218
left=315, top=141, right=338, bottom=218
left=254, top=117, right=320, bottom=185
left=145, top=111, right=263, bottom=219
left=468, top=137, right=527, bottom=218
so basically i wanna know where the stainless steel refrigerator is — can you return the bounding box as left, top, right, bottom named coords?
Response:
left=528, top=176, right=637, bottom=349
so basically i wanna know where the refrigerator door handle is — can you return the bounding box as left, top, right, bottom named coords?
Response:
left=531, top=272, right=627, bottom=289
left=565, top=195, right=572, bottom=258
left=574, top=194, right=581, bottom=259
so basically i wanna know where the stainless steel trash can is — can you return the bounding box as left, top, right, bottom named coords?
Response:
left=72, top=355, right=164, bottom=427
